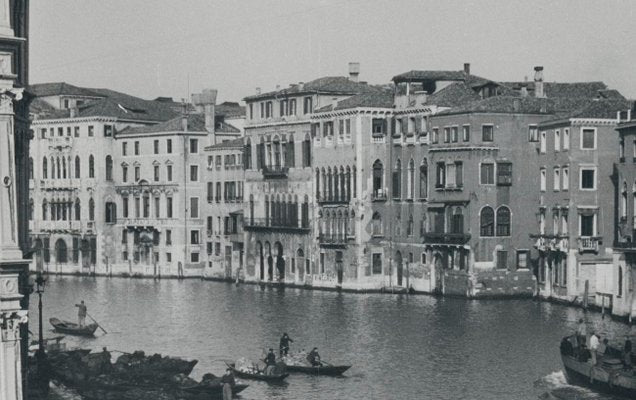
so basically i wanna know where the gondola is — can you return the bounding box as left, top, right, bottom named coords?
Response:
left=180, top=382, right=249, bottom=398
left=285, top=363, right=351, bottom=376
left=225, top=362, right=289, bottom=382
left=49, top=317, right=98, bottom=337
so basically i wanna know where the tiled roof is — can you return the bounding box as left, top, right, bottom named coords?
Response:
left=119, top=113, right=239, bottom=135
left=500, top=81, right=615, bottom=99
left=205, top=137, right=244, bottom=151
left=558, top=99, right=630, bottom=120
left=315, top=89, right=394, bottom=112
left=28, top=82, right=103, bottom=98
left=424, top=82, right=481, bottom=107
left=215, top=101, right=246, bottom=117
left=438, top=96, right=558, bottom=115
left=244, top=76, right=379, bottom=101
left=392, top=70, right=468, bottom=83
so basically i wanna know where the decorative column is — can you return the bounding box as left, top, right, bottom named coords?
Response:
left=0, top=273, right=28, bottom=400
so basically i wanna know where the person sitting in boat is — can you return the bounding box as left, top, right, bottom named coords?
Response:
left=264, top=348, right=276, bottom=375
left=589, top=332, right=600, bottom=365
left=624, top=336, right=633, bottom=371
left=307, top=347, right=322, bottom=367
left=75, top=300, right=87, bottom=327
left=576, top=318, right=587, bottom=347
left=279, top=333, right=293, bottom=357
left=221, top=368, right=235, bottom=400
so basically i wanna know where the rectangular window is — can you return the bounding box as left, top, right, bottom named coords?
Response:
left=122, top=166, right=128, bottom=183
left=496, top=163, right=512, bottom=186
left=455, top=161, right=463, bottom=187
left=134, top=197, right=140, bottom=217
left=166, top=229, right=172, bottom=245
left=215, top=242, right=221, bottom=256
left=372, top=119, right=386, bottom=135
left=528, top=125, right=538, bottom=142
left=122, top=142, right=127, bottom=156
left=134, top=141, right=139, bottom=155
left=553, top=168, right=560, bottom=191
left=443, top=127, right=450, bottom=143
left=372, top=253, right=382, bottom=274
left=540, top=131, right=546, bottom=153
left=190, top=230, right=200, bottom=245
left=562, top=167, right=569, bottom=191
left=166, top=197, right=173, bottom=218
left=190, top=197, right=199, bottom=218
left=167, top=165, right=173, bottom=182
left=451, top=126, right=458, bottom=143
left=249, top=104, right=253, bottom=120
left=166, top=252, right=172, bottom=262
left=154, top=140, right=159, bottom=154
left=154, top=165, right=159, bottom=182
left=482, top=125, right=494, bottom=142
left=496, top=250, right=508, bottom=269
left=121, top=229, right=128, bottom=244
left=190, top=165, right=198, bottom=181
left=191, top=252, right=200, bottom=263
left=581, top=128, right=596, bottom=149
left=104, top=125, right=113, bottom=137
left=154, top=197, right=160, bottom=218
left=563, top=128, right=570, bottom=150
left=436, top=162, right=446, bottom=188
left=431, top=128, right=439, bottom=144
left=122, top=197, right=129, bottom=217
left=190, top=139, right=198, bottom=153
left=580, top=214, right=595, bottom=236
left=580, top=168, right=596, bottom=190
left=516, top=250, right=528, bottom=269
left=462, top=125, right=470, bottom=142
left=480, top=163, right=494, bottom=185
left=554, top=130, right=560, bottom=152
left=167, top=139, right=172, bottom=153
left=88, top=125, right=94, bottom=137
left=538, top=168, right=546, bottom=192
left=303, top=97, right=312, bottom=114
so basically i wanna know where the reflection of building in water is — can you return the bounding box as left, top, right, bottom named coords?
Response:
left=0, top=1, right=31, bottom=400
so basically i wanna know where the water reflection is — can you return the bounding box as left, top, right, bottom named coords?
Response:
left=31, top=276, right=632, bottom=400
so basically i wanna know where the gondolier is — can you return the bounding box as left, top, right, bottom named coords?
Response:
left=75, top=300, right=87, bottom=327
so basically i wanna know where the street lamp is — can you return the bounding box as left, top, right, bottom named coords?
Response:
left=34, top=273, right=46, bottom=354
left=34, top=272, right=50, bottom=396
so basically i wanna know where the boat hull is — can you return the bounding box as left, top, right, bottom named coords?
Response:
left=561, top=354, right=636, bottom=398
left=49, top=318, right=98, bottom=337
left=226, top=363, right=288, bottom=382
left=286, top=364, right=351, bottom=376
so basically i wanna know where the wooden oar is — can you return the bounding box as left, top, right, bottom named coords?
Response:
left=86, top=312, right=107, bottom=334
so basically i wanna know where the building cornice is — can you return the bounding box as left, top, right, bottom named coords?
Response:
left=428, top=145, right=499, bottom=152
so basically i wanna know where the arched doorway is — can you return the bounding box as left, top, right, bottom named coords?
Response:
left=396, top=251, right=403, bottom=286
left=336, top=251, right=343, bottom=285
left=274, top=242, right=285, bottom=281
left=265, top=242, right=273, bottom=281
left=433, top=252, right=443, bottom=293
left=55, top=239, right=68, bottom=264
left=257, top=241, right=264, bottom=280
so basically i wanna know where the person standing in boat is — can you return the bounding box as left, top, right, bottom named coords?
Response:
left=264, top=348, right=276, bottom=375
left=75, top=300, right=87, bottom=327
left=589, top=332, right=600, bottom=365
left=576, top=318, right=587, bottom=348
left=221, top=368, right=235, bottom=400
left=624, top=336, right=633, bottom=371
left=307, top=347, right=322, bottom=367
left=279, top=333, right=293, bottom=357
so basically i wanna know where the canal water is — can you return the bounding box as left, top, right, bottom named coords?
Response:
left=31, top=276, right=634, bottom=400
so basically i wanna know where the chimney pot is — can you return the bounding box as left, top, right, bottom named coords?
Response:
left=533, top=66, right=545, bottom=98
left=256, top=87, right=261, bottom=95
left=348, top=62, right=360, bottom=82
left=463, top=63, right=470, bottom=74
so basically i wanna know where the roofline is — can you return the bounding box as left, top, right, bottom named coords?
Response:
left=243, top=89, right=361, bottom=102
left=434, top=110, right=552, bottom=117
left=116, top=130, right=209, bottom=138
left=31, top=116, right=170, bottom=125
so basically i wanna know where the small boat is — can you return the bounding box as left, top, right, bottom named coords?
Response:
left=49, top=318, right=98, bottom=337
left=180, top=382, right=249, bottom=398
left=285, top=363, right=351, bottom=376
left=560, top=335, right=636, bottom=398
left=226, top=362, right=289, bottom=382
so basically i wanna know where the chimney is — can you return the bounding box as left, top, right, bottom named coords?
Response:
left=348, top=62, right=360, bottom=82
left=463, top=63, right=470, bottom=75
left=192, top=88, right=218, bottom=143
left=298, top=82, right=304, bottom=91
left=181, top=115, right=188, bottom=132
left=520, top=82, right=528, bottom=97
left=256, top=87, right=261, bottom=95
left=534, top=66, right=545, bottom=98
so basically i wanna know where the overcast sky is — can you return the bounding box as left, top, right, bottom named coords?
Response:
left=30, top=0, right=636, bottom=103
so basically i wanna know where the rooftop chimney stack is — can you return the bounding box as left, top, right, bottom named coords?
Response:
left=464, top=63, right=471, bottom=75
left=348, top=62, right=360, bottom=82
left=256, top=87, right=261, bottom=95
left=192, top=88, right=218, bottom=144
left=534, top=66, right=545, bottom=98
left=520, top=81, right=528, bottom=97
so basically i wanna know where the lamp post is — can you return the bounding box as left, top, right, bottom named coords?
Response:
left=34, top=272, right=49, bottom=396
left=34, top=273, right=46, bottom=354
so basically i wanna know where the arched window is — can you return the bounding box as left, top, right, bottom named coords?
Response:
left=315, top=168, right=321, bottom=200
left=56, top=157, right=61, bottom=179
left=105, top=155, right=113, bottom=181
left=244, top=138, right=252, bottom=169
left=301, top=195, right=309, bottom=228
left=419, top=159, right=428, bottom=199
left=75, top=156, right=80, bottom=178
left=302, top=133, right=311, bottom=167
left=62, top=157, right=67, bottom=179
left=286, top=134, right=295, bottom=168
left=393, top=159, right=401, bottom=199
left=372, top=212, right=382, bottom=236
left=50, top=156, right=55, bottom=179
left=264, top=195, right=270, bottom=225
left=321, top=168, right=327, bottom=200
left=74, top=198, right=81, bottom=220
left=618, top=266, right=623, bottom=297
left=346, top=166, right=351, bottom=201
left=29, top=157, right=33, bottom=180
left=89, top=198, right=95, bottom=221
left=55, top=239, right=68, bottom=263
left=621, top=182, right=627, bottom=219
left=42, top=157, right=47, bottom=179
left=373, top=160, right=384, bottom=197
left=340, top=166, right=346, bottom=201
left=407, top=159, right=415, bottom=199
left=480, top=206, right=494, bottom=237
left=496, top=206, right=511, bottom=236
left=42, top=199, right=47, bottom=220
left=28, top=198, right=33, bottom=220
left=327, top=167, right=333, bottom=200
left=249, top=194, right=254, bottom=224
left=89, top=155, right=95, bottom=178
left=407, top=214, right=414, bottom=236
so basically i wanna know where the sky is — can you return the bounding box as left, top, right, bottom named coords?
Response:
left=30, top=0, right=636, bottom=103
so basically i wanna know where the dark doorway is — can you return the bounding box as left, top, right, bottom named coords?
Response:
left=336, top=251, right=343, bottom=284
left=396, top=251, right=403, bottom=286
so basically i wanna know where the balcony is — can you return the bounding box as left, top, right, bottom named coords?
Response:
left=577, top=236, right=601, bottom=253
left=318, top=233, right=350, bottom=248
left=530, top=234, right=569, bottom=252
left=262, top=165, right=289, bottom=179
left=243, top=218, right=310, bottom=234
left=317, top=195, right=350, bottom=205
left=372, top=189, right=387, bottom=202
left=423, top=232, right=471, bottom=245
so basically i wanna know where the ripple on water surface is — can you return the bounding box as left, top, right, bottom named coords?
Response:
left=33, top=276, right=633, bottom=400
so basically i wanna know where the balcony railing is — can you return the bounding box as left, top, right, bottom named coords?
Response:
left=317, top=195, right=350, bottom=205
left=530, top=234, right=569, bottom=252
left=318, top=233, right=350, bottom=247
left=262, top=165, right=289, bottom=179
left=372, top=190, right=387, bottom=202
left=577, top=236, right=600, bottom=253
left=244, top=217, right=310, bottom=233
left=422, top=232, right=471, bottom=245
